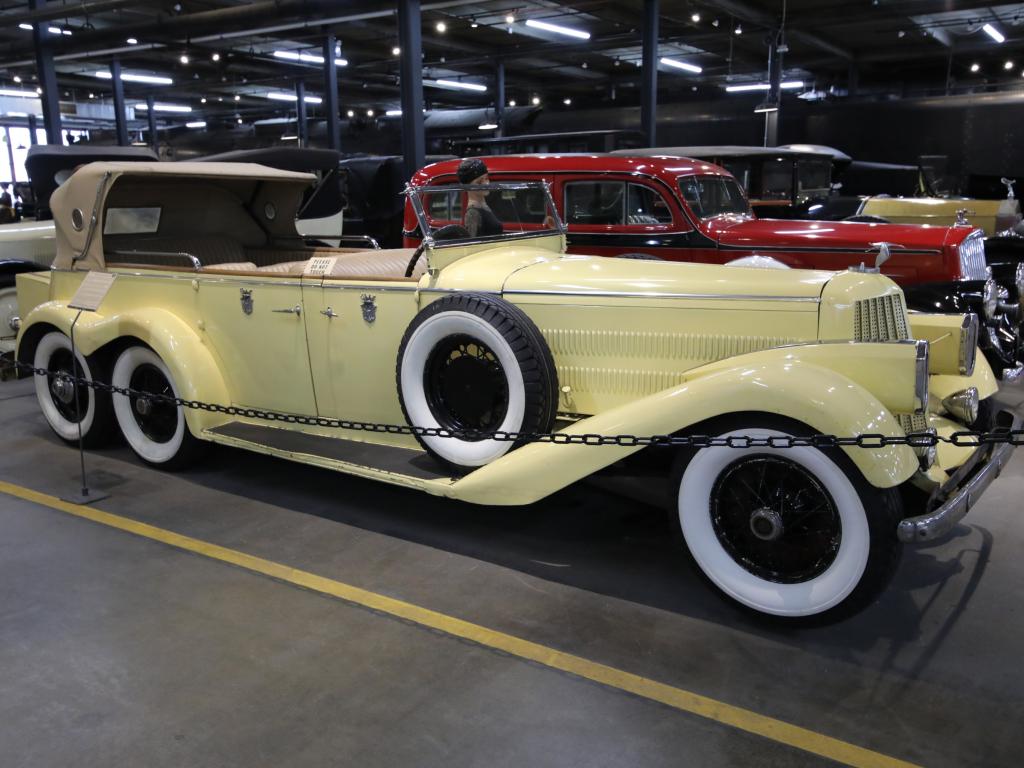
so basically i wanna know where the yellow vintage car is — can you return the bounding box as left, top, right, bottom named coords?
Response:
left=12, top=161, right=1018, bottom=621
left=858, top=194, right=1021, bottom=235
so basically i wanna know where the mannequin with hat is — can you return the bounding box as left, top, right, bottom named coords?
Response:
left=457, top=158, right=503, bottom=238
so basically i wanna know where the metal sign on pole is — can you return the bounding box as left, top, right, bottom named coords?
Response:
left=60, top=271, right=117, bottom=504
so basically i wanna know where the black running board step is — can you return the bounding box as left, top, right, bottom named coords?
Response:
left=207, top=421, right=449, bottom=480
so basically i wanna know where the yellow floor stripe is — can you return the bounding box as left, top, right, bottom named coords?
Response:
left=0, top=479, right=919, bottom=768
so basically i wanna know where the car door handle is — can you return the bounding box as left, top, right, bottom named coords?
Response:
left=272, top=305, right=302, bottom=316
left=320, top=307, right=339, bottom=318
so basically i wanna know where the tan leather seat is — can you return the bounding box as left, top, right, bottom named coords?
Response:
left=256, top=260, right=308, bottom=274
left=326, top=248, right=423, bottom=279
left=206, top=261, right=257, bottom=271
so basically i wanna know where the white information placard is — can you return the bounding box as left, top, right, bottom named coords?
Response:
left=304, top=256, right=338, bottom=277
left=69, top=271, right=117, bottom=312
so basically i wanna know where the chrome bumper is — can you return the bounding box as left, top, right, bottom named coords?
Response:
left=1003, top=364, right=1024, bottom=384
left=898, top=410, right=1021, bottom=543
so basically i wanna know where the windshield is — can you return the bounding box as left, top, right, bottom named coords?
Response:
left=408, top=181, right=564, bottom=246
left=796, top=158, right=833, bottom=204
left=677, top=176, right=751, bottom=219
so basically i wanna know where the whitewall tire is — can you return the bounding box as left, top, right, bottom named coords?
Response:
left=673, top=424, right=902, bottom=620
left=397, top=293, right=557, bottom=472
left=111, top=345, right=202, bottom=468
left=33, top=331, right=114, bottom=446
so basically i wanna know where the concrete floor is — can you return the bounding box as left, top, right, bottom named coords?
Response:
left=1, top=376, right=1023, bottom=768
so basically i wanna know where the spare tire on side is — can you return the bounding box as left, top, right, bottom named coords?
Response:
left=396, top=292, right=558, bottom=473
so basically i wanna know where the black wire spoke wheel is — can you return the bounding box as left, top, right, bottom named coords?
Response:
left=424, top=333, right=509, bottom=438
left=46, top=348, right=85, bottom=423
left=710, top=456, right=842, bottom=584
left=128, top=363, right=179, bottom=444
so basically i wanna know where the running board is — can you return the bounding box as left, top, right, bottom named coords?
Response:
left=204, top=421, right=452, bottom=490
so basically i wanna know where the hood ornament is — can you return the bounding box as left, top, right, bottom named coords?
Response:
left=852, top=242, right=900, bottom=273
left=360, top=294, right=377, bottom=324
left=240, top=288, right=253, bottom=315
left=955, top=208, right=975, bottom=226
left=1001, top=177, right=1016, bottom=200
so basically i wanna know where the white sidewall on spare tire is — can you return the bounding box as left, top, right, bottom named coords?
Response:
left=400, top=310, right=526, bottom=467
left=33, top=331, right=96, bottom=441
left=678, top=428, right=870, bottom=617
left=0, top=287, right=18, bottom=355
left=111, top=346, right=187, bottom=464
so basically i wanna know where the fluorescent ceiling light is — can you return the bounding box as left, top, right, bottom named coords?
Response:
left=264, top=91, right=323, bottom=104
left=47, top=26, right=61, bottom=34
left=478, top=123, right=498, bottom=130
left=659, top=57, right=702, bottom=74
left=126, top=37, right=138, bottom=45
left=725, top=80, right=804, bottom=92
left=524, top=18, right=590, bottom=40
left=135, top=102, right=192, bottom=113
left=272, top=50, right=347, bottom=66
left=281, top=135, right=299, bottom=140
left=94, top=71, right=173, bottom=85
left=6, top=111, right=29, bottom=117
left=385, top=109, right=402, bottom=116
left=983, top=23, right=1005, bottom=43
left=18, top=23, right=32, bottom=31
left=429, top=78, right=487, bottom=92
left=185, top=121, right=207, bottom=128
left=754, top=103, right=779, bottom=113
left=0, top=89, right=39, bottom=99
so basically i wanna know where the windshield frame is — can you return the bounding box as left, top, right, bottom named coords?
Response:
left=405, top=180, right=566, bottom=248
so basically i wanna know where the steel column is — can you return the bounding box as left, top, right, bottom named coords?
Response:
left=322, top=32, right=340, bottom=151
left=4, top=127, right=17, bottom=183
left=27, top=115, right=39, bottom=144
left=763, top=36, right=781, bottom=147
left=397, top=0, right=425, bottom=180
left=495, top=59, right=505, bottom=138
left=295, top=80, right=308, bottom=147
left=146, top=93, right=158, bottom=153
left=109, top=58, right=129, bottom=146
left=640, top=0, right=658, bottom=148
left=29, top=0, right=63, bottom=144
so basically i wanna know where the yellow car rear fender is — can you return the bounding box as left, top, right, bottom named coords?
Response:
left=17, top=304, right=229, bottom=435
left=448, top=357, right=919, bottom=506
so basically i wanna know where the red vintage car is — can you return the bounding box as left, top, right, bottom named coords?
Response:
left=405, top=154, right=1020, bottom=377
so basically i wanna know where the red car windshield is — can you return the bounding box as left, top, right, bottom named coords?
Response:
left=677, top=175, right=752, bottom=219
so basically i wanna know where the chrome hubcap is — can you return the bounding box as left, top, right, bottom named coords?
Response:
left=51, top=377, right=74, bottom=404
left=134, top=397, right=153, bottom=417
left=749, top=507, right=784, bottom=541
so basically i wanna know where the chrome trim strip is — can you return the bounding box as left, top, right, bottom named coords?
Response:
left=898, top=410, right=1021, bottom=543
left=502, top=288, right=821, bottom=302
left=959, top=313, right=979, bottom=376
left=109, top=249, right=202, bottom=271
left=914, top=339, right=929, bottom=415
left=73, top=170, right=112, bottom=264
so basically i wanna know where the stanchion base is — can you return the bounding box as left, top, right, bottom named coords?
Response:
left=60, top=490, right=111, bottom=505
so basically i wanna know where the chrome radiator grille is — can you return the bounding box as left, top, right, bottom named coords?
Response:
left=958, top=230, right=988, bottom=281
left=854, top=294, right=910, bottom=342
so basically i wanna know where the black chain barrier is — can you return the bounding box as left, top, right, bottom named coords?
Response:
left=6, top=357, right=1024, bottom=449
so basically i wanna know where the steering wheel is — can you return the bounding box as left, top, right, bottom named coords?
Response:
left=404, top=224, right=471, bottom=278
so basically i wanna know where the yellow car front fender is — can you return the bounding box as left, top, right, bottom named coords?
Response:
left=18, top=303, right=230, bottom=435
left=448, top=356, right=919, bottom=506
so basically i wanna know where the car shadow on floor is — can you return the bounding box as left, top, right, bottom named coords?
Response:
left=134, top=432, right=996, bottom=653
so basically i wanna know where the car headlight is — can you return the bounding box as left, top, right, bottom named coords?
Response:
left=943, top=387, right=980, bottom=424
left=982, top=278, right=999, bottom=321
left=959, top=313, right=979, bottom=376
